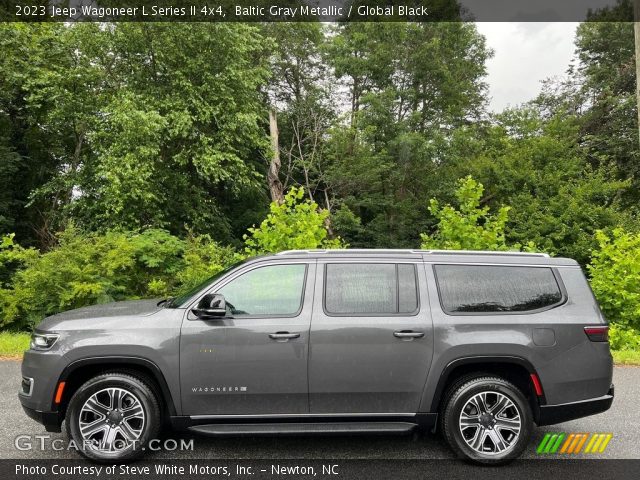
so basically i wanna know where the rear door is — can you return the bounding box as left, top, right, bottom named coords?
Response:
left=308, top=259, right=433, bottom=414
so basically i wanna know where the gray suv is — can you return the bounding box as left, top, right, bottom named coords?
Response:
left=19, top=249, right=614, bottom=464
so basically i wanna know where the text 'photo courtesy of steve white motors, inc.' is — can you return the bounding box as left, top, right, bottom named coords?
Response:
left=13, top=462, right=341, bottom=477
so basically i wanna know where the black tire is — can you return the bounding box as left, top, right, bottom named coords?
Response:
left=66, top=372, right=161, bottom=463
left=441, top=375, right=532, bottom=465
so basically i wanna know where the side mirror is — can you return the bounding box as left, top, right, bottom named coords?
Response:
left=192, top=293, right=227, bottom=319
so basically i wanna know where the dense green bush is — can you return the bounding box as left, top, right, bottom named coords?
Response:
left=0, top=228, right=236, bottom=329
left=175, top=234, right=237, bottom=293
left=0, top=234, right=38, bottom=285
left=244, top=187, right=346, bottom=255
left=588, top=228, right=640, bottom=330
left=608, top=324, right=640, bottom=351
left=1, top=182, right=638, bottom=344
left=420, top=177, right=535, bottom=252
left=0, top=187, right=343, bottom=329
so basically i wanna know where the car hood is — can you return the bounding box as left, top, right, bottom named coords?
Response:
left=37, top=299, right=164, bottom=331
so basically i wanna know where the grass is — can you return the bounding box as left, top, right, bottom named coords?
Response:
left=0, top=331, right=30, bottom=358
left=0, top=331, right=639, bottom=365
left=611, top=349, right=640, bottom=366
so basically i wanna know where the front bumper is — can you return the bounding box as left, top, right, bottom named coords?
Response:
left=19, top=349, right=67, bottom=433
left=536, top=385, right=614, bottom=426
left=20, top=404, right=62, bottom=432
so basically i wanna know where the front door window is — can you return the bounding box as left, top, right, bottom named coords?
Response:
left=219, top=264, right=306, bottom=317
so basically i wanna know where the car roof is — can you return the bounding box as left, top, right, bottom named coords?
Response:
left=252, top=249, right=579, bottom=267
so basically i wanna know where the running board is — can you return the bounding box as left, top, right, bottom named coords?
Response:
left=188, top=422, right=417, bottom=436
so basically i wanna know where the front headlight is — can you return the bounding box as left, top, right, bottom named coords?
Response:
left=30, top=333, right=60, bottom=351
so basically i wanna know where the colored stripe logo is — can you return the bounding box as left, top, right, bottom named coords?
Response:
left=537, top=433, right=612, bottom=454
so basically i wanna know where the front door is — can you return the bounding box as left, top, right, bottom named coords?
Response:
left=180, top=261, right=315, bottom=415
left=309, top=261, right=433, bottom=414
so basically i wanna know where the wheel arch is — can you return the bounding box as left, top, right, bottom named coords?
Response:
left=55, top=356, right=177, bottom=418
left=430, top=356, right=544, bottom=418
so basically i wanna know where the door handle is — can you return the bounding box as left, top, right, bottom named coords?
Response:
left=269, top=332, right=300, bottom=341
left=393, top=330, right=425, bottom=339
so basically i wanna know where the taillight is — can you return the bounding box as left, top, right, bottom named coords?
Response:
left=584, top=326, right=609, bottom=342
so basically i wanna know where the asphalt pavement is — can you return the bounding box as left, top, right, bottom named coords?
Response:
left=1, top=361, right=638, bottom=460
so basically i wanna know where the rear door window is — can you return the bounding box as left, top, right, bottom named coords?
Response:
left=324, top=263, right=418, bottom=315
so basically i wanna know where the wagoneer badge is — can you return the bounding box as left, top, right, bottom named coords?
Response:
left=191, top=386, right=248, bottom=393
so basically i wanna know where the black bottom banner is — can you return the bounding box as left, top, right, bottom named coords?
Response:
left=2, top=459, right=639, bottom=480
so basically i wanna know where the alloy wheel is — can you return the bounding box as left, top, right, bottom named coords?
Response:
left=78, top=387, right=145, bottom=452
left=458, top=390, right=522, bottom=455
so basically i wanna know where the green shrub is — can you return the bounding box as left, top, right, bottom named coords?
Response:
left=0, top=228, right=185, bottom=328
left=420, top=176, right=535, bottom=252
left=0, top=189, right=348, bottom=329
left=0, top=234, right=38, bottom=285
left=243, top=187, right=346, bottom=255
left=608, top=324, right=640, bottom=351
left=0, top=227, right=239, bottom=329
left=588, top=228, right=640, bottom=330
left=0, top=234, right=39, bottom=328
left=176, top=233, right=237, bottom=293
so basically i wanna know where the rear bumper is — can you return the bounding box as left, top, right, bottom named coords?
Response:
left=536, top=385, right=614, bottom=426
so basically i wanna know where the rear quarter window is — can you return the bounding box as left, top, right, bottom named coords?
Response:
left=433, top=264, right=565, bottom=315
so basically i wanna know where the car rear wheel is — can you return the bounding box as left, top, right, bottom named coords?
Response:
left=441, top=375, right=532, bottom=464
left=66, top=372, right=161, bottom=462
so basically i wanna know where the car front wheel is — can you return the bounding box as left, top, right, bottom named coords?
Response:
left=66, top=372, right=161, bottom=462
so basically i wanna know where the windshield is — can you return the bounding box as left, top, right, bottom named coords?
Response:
left=167, top=261, right=244, bottom=308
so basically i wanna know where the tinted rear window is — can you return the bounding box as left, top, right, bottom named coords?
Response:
left=434, top=265, right=563, bottom=314
left=324, top=263, right=418, bottom=315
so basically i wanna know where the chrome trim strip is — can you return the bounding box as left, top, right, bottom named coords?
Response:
left=543, top=393, right=614, bottom=408
left=190, top=413, right=416, bottom=420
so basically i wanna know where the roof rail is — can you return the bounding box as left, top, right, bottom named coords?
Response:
left=276, top=249, right=415, bottom=255
left=276, top=249, right=328, bottom=255
left=275, top=249, right=549, bottom=258
left=421, top=249, right=550, bottom=258
left=276, top=249, right=419, bottom=255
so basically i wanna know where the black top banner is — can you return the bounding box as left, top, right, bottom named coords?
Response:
left=0, top=0, right=636, bottom=22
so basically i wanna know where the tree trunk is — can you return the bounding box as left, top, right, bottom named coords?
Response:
left=635, top=1, right=640, bottom=145
left=268, top=108, right=284, bottom=204
left=323, top=189, right=335, bottom=238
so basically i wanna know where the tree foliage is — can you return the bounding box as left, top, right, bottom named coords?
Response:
left=588, top=229, right=640, bottom=330
left=244, top=187, right=346, bottom=256
left=420, top=177, right=527, bottom=251
left=0, top=186, right=342, bottom=328
left=1, top=21, right=634, bottom=261
left=0, top=228, right=235, bottom=329
left=0, top=23, right=272, bottom=246
left=0, top=19, right=639, bottom=336
left=323, top=22, right=492, bottom=247
left=445, top=108, right=632, bottom=264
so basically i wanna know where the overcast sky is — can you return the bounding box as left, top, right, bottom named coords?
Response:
left=475, top=23, right=579, bottom=112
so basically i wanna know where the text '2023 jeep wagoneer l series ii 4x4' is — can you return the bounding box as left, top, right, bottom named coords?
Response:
left=19, top=249, right=614, bottom=464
